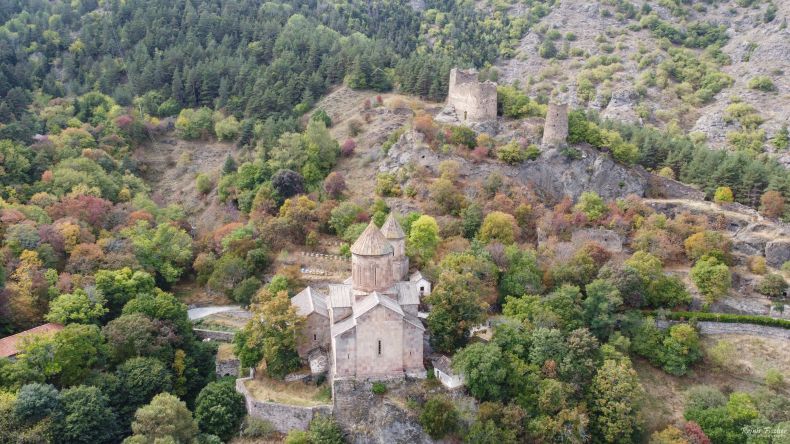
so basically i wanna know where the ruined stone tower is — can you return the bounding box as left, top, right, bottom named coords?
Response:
left=542, top=102, right=569, bottom=147
left=447, top=68, right=497, bottom=123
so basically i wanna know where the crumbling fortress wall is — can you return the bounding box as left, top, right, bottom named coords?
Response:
left=446, top=68, right=497, bottom=122
left=542, top=102, right=569, bottom=147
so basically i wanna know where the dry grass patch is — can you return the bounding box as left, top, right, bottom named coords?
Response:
left=636, top=333, right=790, bottom=435
left=244, top=377, right=331, bottom=407
left=217, top=343, right=236, bottom=361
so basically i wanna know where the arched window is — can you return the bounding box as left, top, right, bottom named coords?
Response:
left=377, top=340, right=382, bottom=356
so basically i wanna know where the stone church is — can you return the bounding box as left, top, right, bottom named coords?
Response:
left=291, top=213, right=426, bottom=380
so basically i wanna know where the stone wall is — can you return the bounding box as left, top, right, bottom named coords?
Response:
left=542, top=102, right=569, bottom=147
left=647, top=175, right=706, bottom=200
left=216, top=358, right=240, bottom=378
left=570, top=228, right=623, bottom=252
left=656, top=320, right=790, bottom=340
left=447, top=68, right=497, bottom=123
left=194, top=329, right=235, bottom=342
left=235, top=377, right=332, bottom=433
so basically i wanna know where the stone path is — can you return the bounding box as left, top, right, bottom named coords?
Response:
left=188, top=305, right=244, bottom=320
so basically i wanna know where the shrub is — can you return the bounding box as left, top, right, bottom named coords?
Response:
left=747, top=256, right=767, bottom=275
left=340, top=139, right=356, bottom=156
left=713, top=186, right=733, bottom=203
left=756, top=273, right=787, bottom=298
left=312, top=109, right=332, bottom=127
left=524, top=144, right=540, bottom=160
left=419, top=397, right=459, bottom=439
left=371, top=382, right=387, bottom=395
left=196, top=173, right=213, bottom=195
left=307, top=415, right=344, bottom=444
left=214, top=115, right=241, bottom=141
left=496, top=141, right=526, bottom=164
left=239, top=416, right=277, bottom=439
left=764, top=369, right=784, bottom=390
left=449, top=126, right=476, bottom=148
left=747, top=76, right=776, bottom=92
left=347, top=119, right=362, bottom=136
left=574, top=191, right=608, bottom=221
left=760, top=190, right=785, bottom=218
left=375, top=172, right=400, bottom=197
left=657, top=311, right=790, bottom=329
left=285, top=430, right=309, bottom=444
left=690, top=256, right=731, bottom=304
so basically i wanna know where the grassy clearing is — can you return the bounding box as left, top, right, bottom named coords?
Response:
left=244, top=377, right=331, bottom=407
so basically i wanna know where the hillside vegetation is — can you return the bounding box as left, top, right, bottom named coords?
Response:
left=0, top=1, right=789, bottom=444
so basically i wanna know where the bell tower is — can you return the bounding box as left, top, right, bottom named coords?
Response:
left=381, top=213, right=408, bottom=280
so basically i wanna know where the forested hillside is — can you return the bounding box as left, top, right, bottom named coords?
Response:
left=0, top=1, right=789, bottom=443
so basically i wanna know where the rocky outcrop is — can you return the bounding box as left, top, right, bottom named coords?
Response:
left=600, top=88, right=639, bottom=124
left=332, top=379, right=432, bottom=444
left=765, top=239, right=790, bottom=269
left=516, top=145, right=648, bottom=201
left=644, top=198, right=790, bottom=268
left=380, top=131, right=649, bottom=202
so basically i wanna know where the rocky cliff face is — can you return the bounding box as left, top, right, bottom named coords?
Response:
left=332, top=379, right=433, bottom=444
left=380, top=130, right=649, bottom=202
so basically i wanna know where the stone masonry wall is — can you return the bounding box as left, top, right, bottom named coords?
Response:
left=542, top=102, right=569, bottom=146
left=194, top=329, right=235, bottom=342
left=235, top=377, right=333, bottom=433
left=656, top=320, right=790, bottom=340
left=447, top=68, right=497, bottom=122
left=216, top=358, right=240, bottom=378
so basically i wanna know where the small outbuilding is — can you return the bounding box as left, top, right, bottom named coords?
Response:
left=410, top=271, right=431, bottom=297
left=432, top=355, right=464, bottom=389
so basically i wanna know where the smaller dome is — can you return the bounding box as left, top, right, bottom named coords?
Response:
left=350, top=222, right=393, bottom=256
left=380, top=213, right=405, bottom=240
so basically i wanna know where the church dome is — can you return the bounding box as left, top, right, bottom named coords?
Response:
left=350, top=222, right=393, bottom=256
left=380, top=213, right=405, bottom=240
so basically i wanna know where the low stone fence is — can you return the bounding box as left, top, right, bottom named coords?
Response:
left=300, top=251, right=349, bottom=261
left=656, top=320, right=790, bottom=340
left=194, top=329, right=235, bottom=342
left=235, top=377, right=333, bottom=433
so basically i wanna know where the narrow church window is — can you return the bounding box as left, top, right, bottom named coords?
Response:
left=377, top=340, right=382, bottom=356
left=313, top=334, right=317, bottom=341
left=420, top=286, right=424, bottom=295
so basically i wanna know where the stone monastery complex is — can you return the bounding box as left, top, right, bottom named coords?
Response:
left=291, top=213, right=427, bottom=381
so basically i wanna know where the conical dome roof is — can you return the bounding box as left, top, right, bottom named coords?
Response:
left=350, top=222, right=393, bottom=256
left=380, top=213, right=405, bottom=239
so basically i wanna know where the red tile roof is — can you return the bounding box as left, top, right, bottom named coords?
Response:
left=0, top=323, right=64, bottom=358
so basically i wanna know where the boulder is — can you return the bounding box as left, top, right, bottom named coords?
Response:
left=765, top=239, right=790, bottom=269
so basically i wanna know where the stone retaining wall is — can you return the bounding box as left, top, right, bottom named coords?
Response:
left=235, top=377, right=332, bottom=433
left=656, top=320, right=790, bottom=340
left=216, top=358, right=240, bottom=377
left=194, top=329, right=235, bottom=342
